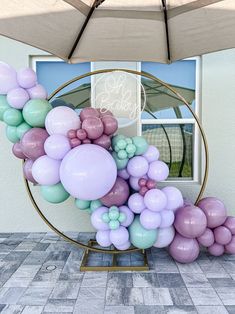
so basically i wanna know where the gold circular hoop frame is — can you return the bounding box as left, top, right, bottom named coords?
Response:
left=23, top=69, right=209, bottom=254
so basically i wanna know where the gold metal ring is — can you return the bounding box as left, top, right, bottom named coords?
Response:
left=23, top=68, right=209, bottom=253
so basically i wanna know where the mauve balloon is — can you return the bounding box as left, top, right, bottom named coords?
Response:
left=101, top=115, right=118, bottom=135
left=223, top=217, right=235, bottom=235
left=93, top=134, right=111, bottom=149
left=225, top=236, right=235, bottom=254
left=208, top=243, right=224, bottom=256
left=174, top=205, right=207, bottom=239
left=21, top=128, right=49, bottom=160
left=23, top=159, right=37, bottom=184
left=169, top=233, right=200, bottom=263
left=100, top=177, right=130, bottom=207
left=12, top=142, right=26, bottom=159
left=197, top=197, right=227, bottom=228
left=82, top=117, right=104, bottom=140
left=80, top=107, right=99, bottom=121
left=214, top=226, right=232, bottom=245
left=197, top=228, right=214, bottom=247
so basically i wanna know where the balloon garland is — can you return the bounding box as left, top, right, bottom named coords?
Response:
left=0, top=61, right=235, bottom=263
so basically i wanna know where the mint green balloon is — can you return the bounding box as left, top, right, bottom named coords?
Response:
left=132, top=136, right=148, bottom=155
left=118, top=149, right=128, bottom=160
left=3, top=108, right=23, bottom=126
left=126, top=143, right=136, bottom=154
left=117, top=139, right=127, bottom=150
left=0, top=95, right=10, bottom=121
left=102, top=212, right=110, bottom=223
left=41, top=183, right=69, bottom=204
left=111, top=134, right=125, bottom=148
left=112, top=152, right=128, bottom=170
left=90, top=200, right=102, bottom=212
left=6, top=125, right=20, bottom=143
left=16, top=122, right=31, bottom=139
left=109, top=210, right=119, bottom=221
left=23, top=99, right=52, bottom=127
left=118, top=212, right=126, bottom=223
left=109, top=220, right=120, bottom=230
left=75, top=198, right=90, bottom=210
left=129, top=216, right=157, bottom=249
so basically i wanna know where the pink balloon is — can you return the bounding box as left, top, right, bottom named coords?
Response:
left=115, top=241, right=131, bottom=250
left=144, top=189, right=167, bottom=212
left=143, top=145, right=160, bottom=163
left=160, top=210, right=175, bottom=228
left=128, top=193, right=145, bottom=214
left=21, top=128, right=49, bottom=160
left=148, top=160, right=169, bottom=182
left=27, top=84, right=47, bottom=100
left=146, top=179, right=156, bottom=190
left=76, top=129, right=87, bottom=140
left=169, top=233, right=200, bottom=263
left=101, top=115, right=118, bottom=135
left=139, top=186, right=149, bottom=196
left=44, top=134, right=71, bottom=160
left=0, top=62, right=18, bottom=94
left=162, top=186, right=184, bottom=211
left=208, top=243, right=224, bottom=256
left=140, top=209, right=161, bottom=229
left=67, top=129, right=77, bottom=139
left=223, top=217, right=235, bottom=235
left=82, top=117, right=104, bottom=140
left=23, top=159, right=37, bottom=184
left=7, top=88, right=29, bottom=109
left=70, top=138, right=81, bottom=148
left=197, top=228, right=214, bottom=247
left=83, top=139, right=91, bottom=144
left=12, top=142, right=26, bottom=159
left=32, top=155, right=60, bottom=185
left=17, top=68, right=37, bottom=89
left=80, top=107, right=99, bottom=121
left=174, top=205, right=207, bottom=239
left=127, top=156, right=149, bottom=177
left=93, top=134, right=111, bottom=149
left=96, top=230, right=111, bottom=247
left=118, top=169, right=130, bottom=180
left=214, top=226, right=232, bottom=245
left=110, top=226, right=129, bottom=247
left=100, top=177, right=129, bottom=207
left=119, top=206, right=134, bottom=227
left=225, top=236, right=235, bottom=254
left=197, top=197, right=227, bottom=228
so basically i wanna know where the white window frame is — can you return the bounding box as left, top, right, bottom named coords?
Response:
left=30, top=56, right=201, bottom=183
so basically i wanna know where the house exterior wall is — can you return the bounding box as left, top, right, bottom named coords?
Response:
left=0, top=36, right=234, bottom=232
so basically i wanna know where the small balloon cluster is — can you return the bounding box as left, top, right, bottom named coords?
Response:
left=0, top=61, right=234, bottom=263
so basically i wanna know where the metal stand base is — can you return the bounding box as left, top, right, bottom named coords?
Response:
left=80, top=240, right=149, bottom=271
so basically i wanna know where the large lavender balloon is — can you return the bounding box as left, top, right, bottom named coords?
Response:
left=60, top=144, right=117, bottom=200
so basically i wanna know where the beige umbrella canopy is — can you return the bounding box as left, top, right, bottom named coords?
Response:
left=0, top=0, right=235, bottom=63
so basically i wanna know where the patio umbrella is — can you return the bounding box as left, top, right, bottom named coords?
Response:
left=0, top=0, right=234, bottom=63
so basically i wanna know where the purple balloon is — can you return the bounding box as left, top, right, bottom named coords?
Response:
left=224, top=217, right=235, bottom=235
left=23, top=159, right=37, bottom=184
left=115, top=241, right=131, bottom=250
left=169, top=233, right=200, bottom=263
left=32, top=155, right=60, bottom=185
left=12, top=142, right=26, bottom=159
left=197, top=197, right=227, bottom=228
left=119, top=206, right=134, bottom=227
left=80, top=107, right=99, bottom=121
left=7, top=88, right=29, bottom=109
left=128, top=193, right=145, bottom=214
left=127, top=156, right=149, bottom=177
left=91, top=207, right=109, bottom=231
left=0, top=62, right=18, bottom=94
left=100, top=177, right=130, bottom=207
left=101, top=115, right=118, bottom=135
left=17, top=68, right=37, bottom=89
left=225, top=236, right=235, bottom=254
left=21, top=128, right=49, bottom=160
left=60, top=144, right=117, bottom=200
left=82, top=117, right=104, bottom=140
left=110, top=226, right=129, bottom=247
left=162, top=186, right=184, bottom=211
left=214, top=226, right=232, bottom=245
left=27, top=84, right=47, bottom=100
left=96, top=230, right=111, bottom=247
left=160, top=210, right=175, bottom=228
left=148, top=160, right=169, bottom=182
left=197, top=228, right=214, bottom=247
left=44, top=134, right=71, bottom=160
left=208, top=243, right=224, bottom=256
left=174, top=205, right=207, bottom=239
left=140, top=209, right=161, bottom=229
left=154, top=226, right=175, bottom=248
left=93, top=134, right=111, bottom=150
left=144, top=189, right=167, bottom=212
left=143, top=145, right=160, bottom=163
left=118, top=168, right=130, bottom=180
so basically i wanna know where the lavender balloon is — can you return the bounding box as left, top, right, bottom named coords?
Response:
left=91, top=207, right=109, bottom=231
left=118, top=169, right=130, bottom=180
left=17, top=68, right=37, bottom=89
left=27, top=84, right=47, bottom=100
left=127, top=156, right=149, bottom=177
left=148, top=160, right=169, bottom=182
left=160, top=210, right=175, bottom=228
left=0, top=62, right=18, bottom=94
left=7, top=88, right=29, bottom=109
left=100, top=177, right=130, bottom=207
left=119, top=206, right=134, bottom=227
left=21, top=128, right=49, bottom=160
left=115, top=241, right=131, bottom=250
left=140, top=209, right=161, bottom=229
left=12, top=142, right=26, bottom=159
left=154, top=226, right=175, bottom=248
left=32, top=155, right=60, bottom=185
left=214, top=226, right=232, bottom=245
left=110, top=226, right=129, bottom=247
left=143, top=145, right=160, bottom=162
left=208, top=243, right=224, bottom=256
left=60, top=144, right=117, bottom=200
left=162, top=186, right=184, bottom=211
left=223, top=217, right=235, bottom=235
left=96, top=230, right=111, bottom=247
left=44, top=134, right=71, bottom=160
left=197, top=228, right=214, bottom=247
left=128, top=193, right=145, bottom=214
left=144, top=189, right=167, bottom=212
left=129, top=176, right=141, bottom=191
left=23, top=159, right=37, bottom=184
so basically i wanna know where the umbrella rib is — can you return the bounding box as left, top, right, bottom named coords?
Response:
left=68, top=0, right=105, bottom=60
left=161, top=0, right=171, bottom=62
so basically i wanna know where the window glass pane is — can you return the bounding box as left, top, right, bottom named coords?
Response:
left=141, top=60, right=196, bottom=119
left=142, top=123, right=194, bottom=180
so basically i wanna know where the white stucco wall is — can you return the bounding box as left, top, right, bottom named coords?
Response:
left=0, top=36, right=234, bottom=232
